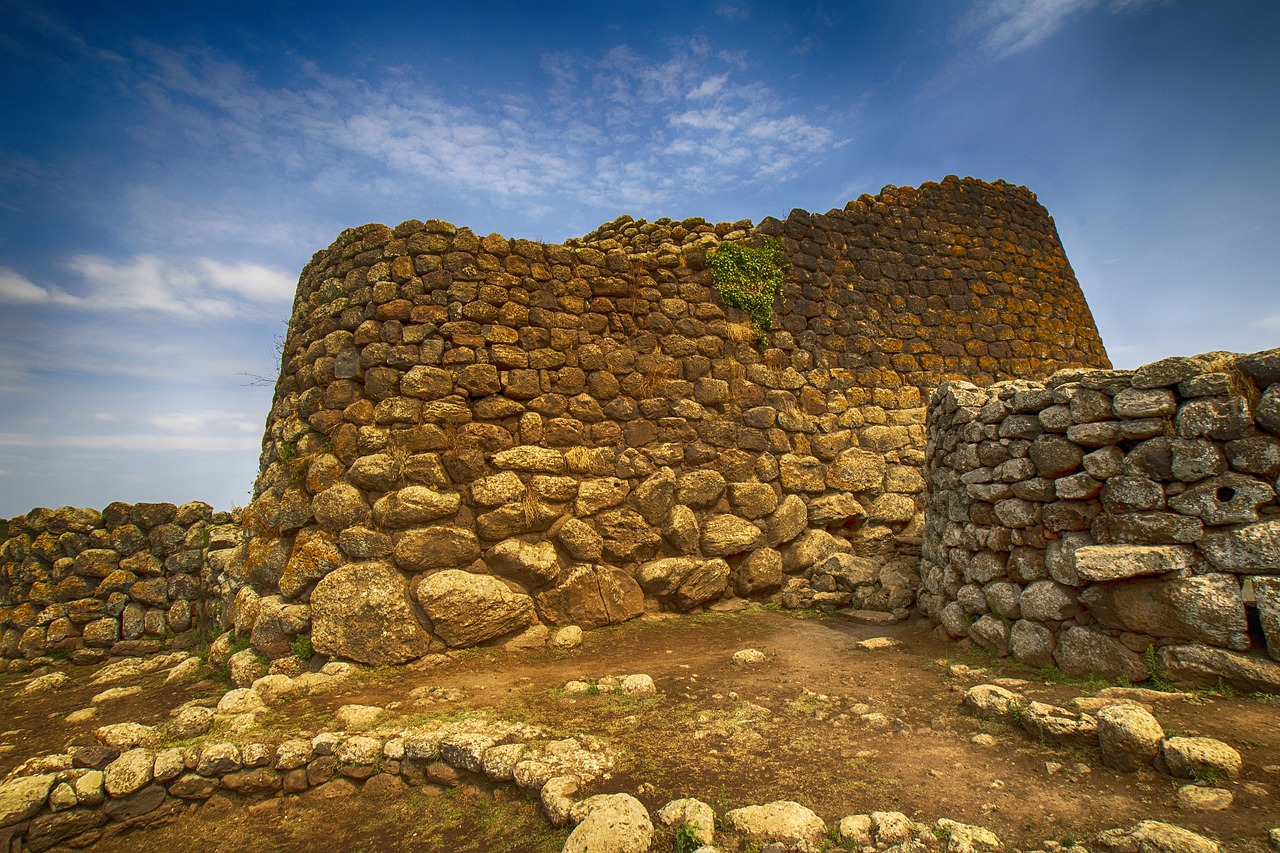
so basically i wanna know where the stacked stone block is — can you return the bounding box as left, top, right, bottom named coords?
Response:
left=229, top=177, right=1108, bottom=663
left=0, top=503, right=239, bottom=669
left=921, top=348, right=1280, bottom=689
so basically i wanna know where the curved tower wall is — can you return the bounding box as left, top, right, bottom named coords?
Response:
left=229, top=176, right=1110, bottom=664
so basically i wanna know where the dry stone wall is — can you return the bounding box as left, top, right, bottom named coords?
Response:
left=0, top=503, right=239, bottom=669
left=227, top=176, right=1109, bottom=665
left=920, top=348, right=1280, bottom=691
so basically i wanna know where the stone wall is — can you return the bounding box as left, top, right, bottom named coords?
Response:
left=0, top=503, right=239, bottom=669
left=227, top=176, right=1109, bottom=664
left=920, top=348, right=1280, bottom=690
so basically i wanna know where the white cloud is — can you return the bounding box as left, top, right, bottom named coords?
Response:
left=969, top=0, right=1097, bottom=58
left=0, top=432, right=258, bottom=453
left=66, top=254, right=235, bottom=318
left=3, top=252, right=293, bottom=318
left=688, top=74, right=729, bottom=100
left=792, top=36, right=820, bottom=56
left=715, top=4, right=750, bottom=20
left=964, top=0, right=1167, bottom=59
left=0, top=255, right=294, bottom=319
left=0, top=267, right=80, bottom=306
left=115, top=37, right=836, bottom=216
left=147, top=409, right=259, bottom=434
left=195, top=259, right=294, bottom=304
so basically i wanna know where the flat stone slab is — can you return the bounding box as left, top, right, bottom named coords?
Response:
left=1073, top=544, right=1202, bottom=582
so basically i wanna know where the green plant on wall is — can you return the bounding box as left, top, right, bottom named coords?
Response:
left=706, top=237, right=788, bottom=349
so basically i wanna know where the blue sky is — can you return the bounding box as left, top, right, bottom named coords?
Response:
left=1, top=0, right=1277, bottom=517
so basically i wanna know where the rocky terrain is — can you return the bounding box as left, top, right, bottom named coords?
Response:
left=3, top=609, right=1278, bottom=852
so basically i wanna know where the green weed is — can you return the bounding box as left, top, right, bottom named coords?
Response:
left=290, top=633, right=314, bottom=661
left=706, top=238, right=788, bottom=350
left=674, top=821, right=704, bottom=853
left=1142, top=646, right=1174, bottom=692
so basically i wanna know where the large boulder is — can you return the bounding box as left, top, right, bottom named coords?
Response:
left=535, top=565, right=644, bottom=629
left=700, top=515, right=763, bottom=557
left=1097, top=705, right=1164, bottom=771
left=1073, top=544, right=1202, bottom=582
left=279, top=529, right=345, bottom=599
left=393, top=526, right=481, bottom=572
left=595, top=509, right=661, bottom=563
left=312, top=484, right=370, bottom=531
left=630, top=468, right=676, bottom=525
left=562, top=793, right=653, bottom=853
left=766, top=494, right=809, bottom=545
left=1198, top=519, right=1280, bottom=572
left=1156, top=643, right=1280, bottom=693
left=372, top=487, right=461, bottom=529
left=484, top=539, right=560, bottom=589
left=1019, top=580, right=1081, bottom=622
left=417, top=570, right=534, bottom=648
left=735, top=547, right=783, bottom=596
left=1161, top=736, right=1242, bottom=781
left=675, top=559, right=729, bottom=610
left=826, top=448, right=886, bottom=491
left=103, top=749, right=155, bottom=797
left=1080, top=573, right=1248, bottom=650
left=1053, top=627, right=1147, bottom=682
left=1096, top=820, right=1220, bottom=853
left=724, top=801, right=825, bottom=846
left=1009, top=619, right=1056, bottom=666
left=0, top=774, right=55, bottom=828
left=781, top=529, right=851, bottom=574
left=310, top=561, right=432, bottom=665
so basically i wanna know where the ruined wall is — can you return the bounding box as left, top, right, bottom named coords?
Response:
left=921, top=348, right=1280, bottom=691
left=0, top=503, right=240, bottom=670
left=222, top=176, right=1107, bottom=665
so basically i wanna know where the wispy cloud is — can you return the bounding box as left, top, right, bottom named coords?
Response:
left=540, top=42, right=837, bottom=206
left=0, top=432, right=258, bottom=452
left=146, top=409, right=259, bottom=434
left=109, top=35, right=836, bottom=216
left=0, top=255, right=293, bottom=318
left=715, top=4, right=750, bottom=21
left=0, top=377, right=265, bottom=458
left=0, top=267, right=80, bottom=306
left=962, top=0, right=1168, bottom=59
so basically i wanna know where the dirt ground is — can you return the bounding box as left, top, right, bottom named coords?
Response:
left=3, top=608, right=1279, bottom=852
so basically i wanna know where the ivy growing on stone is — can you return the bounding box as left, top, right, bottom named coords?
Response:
left=706, top=237, right=788, bottom=350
